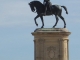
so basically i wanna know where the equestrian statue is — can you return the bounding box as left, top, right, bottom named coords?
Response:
left=29, top=0, right=68, bottom=28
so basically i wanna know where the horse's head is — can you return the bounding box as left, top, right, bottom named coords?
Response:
left=28, top=1, right=35, bottom=12
left=29, top=1, right=44, bottom=13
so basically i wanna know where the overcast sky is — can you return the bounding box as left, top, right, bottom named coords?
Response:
left=0, top=0, right=80, bottom=60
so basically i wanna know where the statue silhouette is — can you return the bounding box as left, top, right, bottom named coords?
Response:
left=29, top=1, right=68, bottom=28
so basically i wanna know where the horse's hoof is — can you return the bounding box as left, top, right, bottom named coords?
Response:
left=64, top=26, right=66, bottom=28
left=53, top=26, right=55, bottom=28
left=36, top=24, right=38, bottom=26
left=41, top=26, right=43, bottom=28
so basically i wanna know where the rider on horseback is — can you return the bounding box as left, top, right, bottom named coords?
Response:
left=43, top=0, right=52, bottom=15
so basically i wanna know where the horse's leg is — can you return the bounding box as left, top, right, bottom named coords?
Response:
left=53, top=15, right=59, bottom=28
left=59, top=15, right=66, bottom=28
left=40, top=16, right=44, bottom=28
left=34, top=15, right=39, bottom=26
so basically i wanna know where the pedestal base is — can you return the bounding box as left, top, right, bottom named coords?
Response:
left=32, top=28, right=71, bottom=60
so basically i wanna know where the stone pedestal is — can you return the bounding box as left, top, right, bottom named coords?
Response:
left=32, top=28, right=71, bottom=60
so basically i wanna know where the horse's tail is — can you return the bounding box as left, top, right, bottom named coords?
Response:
left=61, top=6, right=68, bottom=14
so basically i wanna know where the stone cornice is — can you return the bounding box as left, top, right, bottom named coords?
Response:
left=32, top=28, right=71, bottom=36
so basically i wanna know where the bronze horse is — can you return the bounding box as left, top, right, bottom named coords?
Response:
left=29, top=1, right=68, bottom=28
